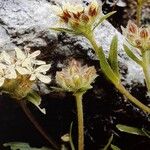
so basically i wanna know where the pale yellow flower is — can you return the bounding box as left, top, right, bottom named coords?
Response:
left=56, top=59, right=98, bottom=93
left=29, top=64, right=51, bottom=84
left=52, top=0, right=102, bottom=33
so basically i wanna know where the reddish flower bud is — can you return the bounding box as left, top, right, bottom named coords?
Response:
left=140, top=28, right=149, bottom=39
left=127, top=21, right=138, bottom=34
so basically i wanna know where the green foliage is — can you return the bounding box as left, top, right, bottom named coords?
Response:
left=97, top=46, right=120, bottom=85
left=108, top=35, right=120, bottom=79
left=70, top=122, right=75, bottom=150
left=102, top=134, right=113, bottom=150
left=102, top=135, right=121, bottom=150
left=26, top=91, right=46, bottom=114
left=116, top=124, right=150, bottom=138
left=3, top=142, right=51, bottom=150
left=50, top=27, right=75, bottom=34
left=111, top=144, right=121, bottom=150
left=123, top=45, right=142, bottom=66
left=93, top=11, right=116, bottom=31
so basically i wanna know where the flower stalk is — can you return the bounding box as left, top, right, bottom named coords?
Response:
left=56, top=59, right=98, bottom=150
left=19, top=100, right=59, bottom=150
left=142, top=50, right=150, bottom=92
left=85, top=31, right=150, bottom=114
left=74, top=92, right=84, bottom=150
left=137, top=0, right=143, bottom=26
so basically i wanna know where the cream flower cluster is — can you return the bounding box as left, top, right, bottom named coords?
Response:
left=53, top=0, right=101, bottom=32
left=56, top=59, right=97, bottom=93
left=122, top=20, right=150, bottom=51
left=0, top=48, right=51, bottom=87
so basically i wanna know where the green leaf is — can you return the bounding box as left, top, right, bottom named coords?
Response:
left=116, top=124, right=146, bottom=136
left=111, top=144, right=121, bottom=150
left=50, top=27, right=75, bottom=34
left=93, top=11, right=116, bottom=30
left=26, top=91, right=46, bottom=114
left=97, top=47, right=120, bottom=85
left=142, top=128, right=150, bottom=138
left=102, top=134, right=113, bottom=150
left=3, top=142, right=51, bottom=150
left=69, top=122, right=75, bottom=150
left=123, top=44, right=143, bottom=66
left=108, top=35, right=120, bottom=79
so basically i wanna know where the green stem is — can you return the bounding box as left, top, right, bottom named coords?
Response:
left=142, top=51, right=150, bottom=92
left=74, top=92, right=84, bottom=150
left=19, top=100, right=60, bottom=150
left=85, top=32, right=150, bottom=114
left=116, top=84, right=150, bottom=113
left=137, top=1, right=142, bottom=26
left=84, top=33, right=119, bottom=84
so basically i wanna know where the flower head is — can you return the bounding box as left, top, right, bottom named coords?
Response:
left=0, top=48, right=51, bottom=100
left=122, top=20, right=150, bottom=51
left=56, top=59, right=98, bottom=93
left=53, top=0, right=102, bottom=34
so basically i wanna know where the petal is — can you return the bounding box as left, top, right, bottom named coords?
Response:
left=139, top=28, right=149, bottom=39
left=0, top=63, right=6, bottom=69
left=51, top=5, right=63, bottom=15
left=36, top=73, right=51, bottom=83
left=15, top=48, right=26, bottom=60
left=5, top=67, right=17, bottom=79
left=29, top=50, right=41, bottom=58
left=34, top=60, right=46, bottom=65
left=127, top=20, right=138, bottom=34
left=35, top=64, right=51, bottom=73
left=22, top=58, right=31, bottom=67
left=0, top=77, right=5, bottom=87
left=30, top=74, right=36, bottom=81
left=1, top=51, right=12, bottom=64
left=16, top=66, right=30, bottom=75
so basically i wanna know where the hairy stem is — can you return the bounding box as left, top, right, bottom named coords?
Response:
left=85, top=32, right=150, bottom=113
left=142, top=51, right=150, bottom=92
left=116, top=84, right=150, bottom=113
left=19, top=100, right=60, bottom=150
left=137, top=1, right=142, bottom=26
left=74, top=92, right=84, bottom=150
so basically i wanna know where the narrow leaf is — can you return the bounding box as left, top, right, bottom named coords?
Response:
left=26, top=91, right=46, bottom=114
left=97, top=47, right=120, bottom=85
left=70, top=122, right=75, bottom=150
left=50, top=27, right=75, bottom=34
left=108, top=35, right=120, bottom=79
left=3, top=142, right=51, bottom=150
left=93, top=11, right=116, bottom=30
left=123, top=44, right=143, bottom=66
left=111, top=144, right=121, bottom=150
left=141, top=128, right=150, bottom=138
left=102, top=134, right=113, bottom=150
left=116, top=124, right=146, bottom=136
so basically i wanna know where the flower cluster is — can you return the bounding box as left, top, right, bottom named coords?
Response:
left=53, top=0, right=101, bottom=33
left=0, top=48, right=51, bottom=99
left=122, top=20, right=150, bottom=51
left=56, top=59, right=97, bottom=93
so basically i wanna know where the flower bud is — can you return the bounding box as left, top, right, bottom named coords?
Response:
left=140, top=28, right=149, bottom=39
left=122, top=20, right=150, bottom=51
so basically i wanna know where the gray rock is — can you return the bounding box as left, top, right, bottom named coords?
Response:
left=0, top=0, right=144, bottom=86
